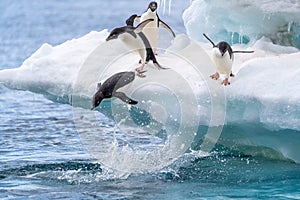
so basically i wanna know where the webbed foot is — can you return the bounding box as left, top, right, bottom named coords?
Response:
left=210, top=72, right=220, bottom=80
left=222, top=78, right=230, bottom=86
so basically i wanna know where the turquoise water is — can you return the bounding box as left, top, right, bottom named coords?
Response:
left=1, top=1, right=300, bottom=199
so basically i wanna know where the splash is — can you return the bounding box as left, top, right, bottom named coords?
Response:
left=72, top=34, right=225, bottom=173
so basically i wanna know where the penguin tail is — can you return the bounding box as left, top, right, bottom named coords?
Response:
left=153, top=61, right=169, bottom=70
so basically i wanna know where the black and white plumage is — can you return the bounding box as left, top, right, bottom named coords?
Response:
left=203, top=33, right=254, bottom=86
left=127, top=1, right=176, bottom=54
left=106, top=18, right=166, bottom=77
left=91, top=71, right=138, bottom=110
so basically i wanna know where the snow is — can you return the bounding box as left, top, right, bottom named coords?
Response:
left=183, top=0, right=300, bottom=48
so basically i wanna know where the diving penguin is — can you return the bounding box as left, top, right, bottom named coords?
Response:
left=106, top=18, right=167, bottom=78
left=203, top=33, right=254, bottom=86
left=91, top=71, right=138, bottom=110
left=128, top=1, right=176, bottom=54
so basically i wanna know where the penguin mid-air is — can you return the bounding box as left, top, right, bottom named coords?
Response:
left=203, top=33, right=254, bottom=86
left=91, top=71, right=138, bottom=110
left=106, top=18, right=167, bottom=78
left=128, top=1, right=176, bottom=55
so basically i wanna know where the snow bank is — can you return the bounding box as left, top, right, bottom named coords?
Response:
left=183, top=0, right=300, bottom=48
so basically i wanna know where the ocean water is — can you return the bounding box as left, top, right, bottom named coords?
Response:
left=1, top=0, right=300, bottom=199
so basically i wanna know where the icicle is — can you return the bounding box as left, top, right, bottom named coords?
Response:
left=159, top=0, right=172, bottom=16
left=239, top=26, right=244, bottom=44
left=168, top=0, right=172, bottom=16
left=288, top=21, right=292, bottom=33
left=160, top=0, right=166, bottom=15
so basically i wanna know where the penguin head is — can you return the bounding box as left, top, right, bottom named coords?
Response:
left=106, top=28, right=123, bottom=41
left=148, top=1, right=158, bottom=12
left=91, top=90, right=104, bottom=110
left=217, top=41, right=230, bottom=57
left=126, top=14, right=138, bottom=26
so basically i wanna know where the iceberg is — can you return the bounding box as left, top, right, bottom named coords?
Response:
left=183, top=0, right=300, bottom=48
left=0, top=29, right=300, bottom=164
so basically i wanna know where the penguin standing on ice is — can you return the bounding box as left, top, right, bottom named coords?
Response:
left=129, top=1, right=176, bottom=55
left=203, top=34, right=254, bottom=86
left=106, top=18, right=167, bottom=78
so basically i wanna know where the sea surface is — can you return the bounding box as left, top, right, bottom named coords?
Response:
left=1, top=0, right=300, bottom=199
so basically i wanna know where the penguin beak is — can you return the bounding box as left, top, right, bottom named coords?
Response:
left=91, top=102, right=96, bottom=110
left=106, top=35, right=116, bottom=41
left=220, top=50, right=226, bottom=56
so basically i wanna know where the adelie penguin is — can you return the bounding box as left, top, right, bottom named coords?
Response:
left=91, top=71, right=138, bottom=110
left=128, top=1, right=176, bottom=55
left=203, top=33, right=254, bottom=86
left=106, top=18, right=167, bottom=78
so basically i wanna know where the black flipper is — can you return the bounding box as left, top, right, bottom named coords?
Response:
left=114, top=92, right=138, bottom=105
left=128, top=31, right=137, bottom=39
left=138, top=70, right=147, bottom=74
left=227, top=44, right=234, bottom=60
left=203, top=33, right=216, bottom=47
left=159, top=18, right=176, bottom=38
left=233, top=50, right=255, bottom=53
left=135, top=19, right=154, bottom=33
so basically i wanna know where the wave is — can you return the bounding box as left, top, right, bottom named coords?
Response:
left=0, top=162, right=102, bottom=179
left=161, top=151, right=300, bottom=184
left=0, top=161, right=130, bottom=184
left=1, top=152, right=299, bottom=184
left=0, top=30, right=300, bottom=164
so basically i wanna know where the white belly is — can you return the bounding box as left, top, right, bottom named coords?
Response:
left=119, top=33, right=146, bottom=62
left=140, top=11, right=159, bottom=50
left=212, top=48, right=233, bottom=77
